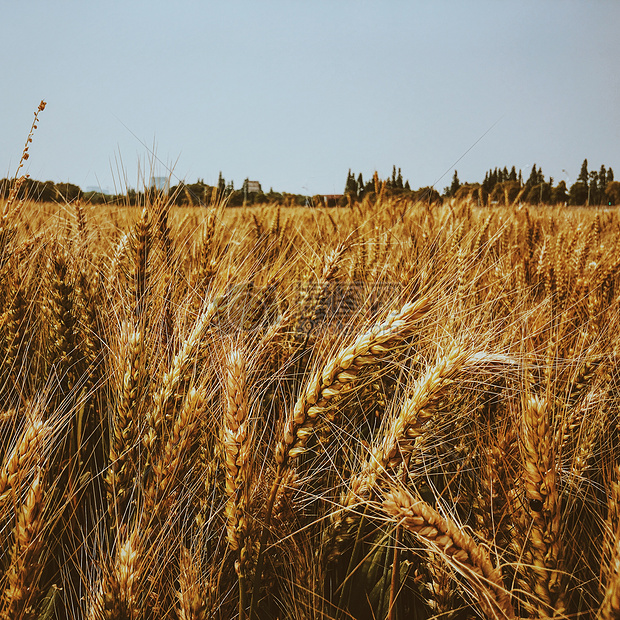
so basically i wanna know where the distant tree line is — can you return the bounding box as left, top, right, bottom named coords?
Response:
left=443, top=159, right=619, bottom=206
left=0, top=173, right=309, bottom=207
left=167, top=174, right=308, bottom=208
left=2, top=159, right=619, bottom=207
left=341, top=166, right=441, bottom=205
left=0, top=177, right=86, bottom=203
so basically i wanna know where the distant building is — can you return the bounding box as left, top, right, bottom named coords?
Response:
left=247, top=180, right=262, bottom=193
left=149, top=176, right=170, bottom=192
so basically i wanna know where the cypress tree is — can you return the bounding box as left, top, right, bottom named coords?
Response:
left=509, top=166, right=517, bottom=182
left=577, top=159, right=589, bottom=185
left=482, top=171, right=489, bottom=193
left=450, top=170, right=461, bottom=196
left=589, top=171, right=599, bottom=204
left=344, top=169, right=357, bottom=197
left=526, top=165, right=538, bottom=188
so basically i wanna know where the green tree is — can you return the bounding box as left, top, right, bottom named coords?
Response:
left=526, top=165, right=539, bottom=188
left=357, top=173, right=364, bottom=198
left=455, top=183, right=487, bottom=205
left=481, top=171, right=491, bottom=194
left=569, top=159, right=590, bottom=205
left=396, top=168, right=404, bottom=190
left=490, top=181, right=520, bottom=205
left=569, top=181, right=588, bottom=205
left=28, top=179, right=56, bottom=202
left=449, top=170, right=461, bottom=197
left=577, top=159, right=589, bottom=185
left=55, top=182, right=82, bottom=202
left=589, top=171, right=599, bottom=204
left=344, top=169, right=357, bottom=197
left=227, top=189, right=244, bottom=207
left=412, top=186, right=441, bottom=204
left=489, top=168, right=499, bottom=191
left=509, top=166, right=517, bottom=182
left=526, top=182, right=550, bottom=205
left=605, top=181, right=620, bottom=205
left=551, top=180, right=568, bottom=204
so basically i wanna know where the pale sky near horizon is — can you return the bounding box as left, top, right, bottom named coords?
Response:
left=2, top=1, right=619, bottom=195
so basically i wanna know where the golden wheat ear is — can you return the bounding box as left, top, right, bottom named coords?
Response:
left=176, top=546, right=207, bottom=620
left=383, top=487, right=515, bottom=620
left=0, top=416, right=50, bottom=511
left=143, top=300, right=217, bottom=456
left=518, top=394, right=565, bottom=616
left=279, top=294, right=431, bottom=466
left=221, top=347, right=252, bottom=618
left=1, top=471, right=45, bottom=620
left=86, top=528, right=141, bottom=620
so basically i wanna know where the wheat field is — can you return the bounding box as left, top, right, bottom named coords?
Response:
left=2, top=164, right=620, bottom=620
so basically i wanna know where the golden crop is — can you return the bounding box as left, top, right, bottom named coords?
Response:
left=1, top=174, right=620, bottom=619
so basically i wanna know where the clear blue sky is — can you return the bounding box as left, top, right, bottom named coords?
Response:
left=2, top=1, right=619, bottom=195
